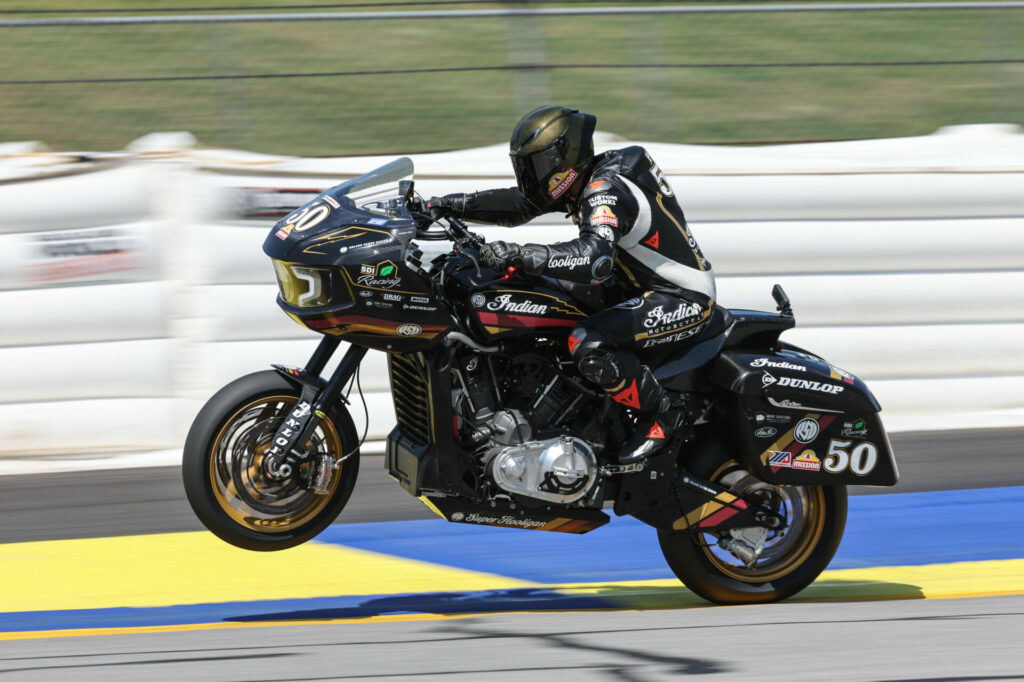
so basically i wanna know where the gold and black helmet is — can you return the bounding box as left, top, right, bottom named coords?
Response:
left=509, top=105, right=597, bottom=210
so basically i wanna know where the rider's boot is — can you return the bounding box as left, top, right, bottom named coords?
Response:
left=611, top=367, right=696, bottom=464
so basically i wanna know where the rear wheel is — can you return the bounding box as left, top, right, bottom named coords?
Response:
left=182, top=371, right=360, bottom=551
left=659, top=460, right=846, bottom=604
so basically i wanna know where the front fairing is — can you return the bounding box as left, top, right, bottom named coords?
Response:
left=262, top=157, right=416, bottom=267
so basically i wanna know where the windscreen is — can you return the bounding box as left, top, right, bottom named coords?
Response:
left=322, top=157, right=415, bottom=220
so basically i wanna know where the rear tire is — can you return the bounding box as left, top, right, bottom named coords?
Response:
left=659, top=461, right=846, bottom=604
left=182, top=370, right=360, bottom=551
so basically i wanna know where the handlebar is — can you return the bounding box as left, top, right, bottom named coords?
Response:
left=407, top=199, right=484, bottom=249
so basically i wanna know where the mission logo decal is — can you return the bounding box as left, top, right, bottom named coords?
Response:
left=590, top=205, right=618, bottom=227
left=548, top=168, right=578, bottom=198
left=792, top=450, right=822, bottom=471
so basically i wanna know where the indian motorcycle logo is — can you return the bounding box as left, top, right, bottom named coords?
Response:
left=643, top=302, right=703, bottom=329
left=485, top=294, right=548, bottom=315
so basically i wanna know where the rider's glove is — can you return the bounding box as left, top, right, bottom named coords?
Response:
left=480, top=241, right=523, bottom=271
left=427, top=194, right=466, bottom=219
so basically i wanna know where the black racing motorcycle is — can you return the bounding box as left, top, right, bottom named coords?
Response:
left=183, top=157, right=898, bottom=605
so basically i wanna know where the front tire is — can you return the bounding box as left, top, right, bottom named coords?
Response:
left=659, top=461, right=847, bottom=604
left=182, top=370, right=360, bottom=551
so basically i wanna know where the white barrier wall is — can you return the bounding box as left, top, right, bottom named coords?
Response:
left=1, top=125, right=1022, bottom=456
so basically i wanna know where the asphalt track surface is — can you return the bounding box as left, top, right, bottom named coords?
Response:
left=2, top=428, right=1023, bottom=681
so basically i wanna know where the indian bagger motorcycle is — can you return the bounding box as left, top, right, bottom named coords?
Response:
left=182, top=157, right=899, bottom=605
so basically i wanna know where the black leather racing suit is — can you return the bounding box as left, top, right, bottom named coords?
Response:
left=457, top=146, right=717, bottom=414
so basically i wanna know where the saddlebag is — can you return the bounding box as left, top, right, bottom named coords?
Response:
left=710, top=350, right=898, bottom=486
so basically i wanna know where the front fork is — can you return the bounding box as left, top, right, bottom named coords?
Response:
left=263, top=337, right=368, bottom=491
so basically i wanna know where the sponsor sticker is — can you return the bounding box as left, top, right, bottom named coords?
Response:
left=411, top=296, right=430, bottom=304
left=750, top=358, right=807, bottom=372
left=841, top=418, right=869, bottom=437
left=588, top=194, right=618, bottom=207
left=322, top=195, right=341, bottom=209
left=459, top=513, right=548, bottom=529
left=382, top=292, right=401, bottom=302
left=767, top=451, right=793, bottom=468
left=754, top=426, right=778, bottom=439
left=792, top=450, right=822, bottom=471
left=548, top=168, right=578, bottom=198
left=640, top=323, right=706, bottom=348
left=367, top=217, right=388, bottom=226
left=644, top=301, right=703, bottom=330
left=396, top=323, right=422, bottom=337
left=590, top=205, right=618, bottom=227
left=587, top=180, right=610, bottom=192
left=471, top=293, right=486, bottom=308
left=486, top=293, right=548, bottom=315
left=549, top=254, right=590, bottom=269
left=762, top=372, right=778, bottom=387
left=778, top=377, right=844, bottom=395
left=794, top=418, right=820, bottom=444
left=830, top=365, right=856, bottom=384
left=360, top=264, right=375, bottom=275
left=753, top=412, right=792, bottom=425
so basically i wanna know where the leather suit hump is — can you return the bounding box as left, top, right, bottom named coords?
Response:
left=458, top=145, right=716, bottom=303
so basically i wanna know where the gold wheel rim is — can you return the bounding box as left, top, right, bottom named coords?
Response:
left=209, top=394, right=343, bottom=534
left=698, top=461, right=827, bottom=583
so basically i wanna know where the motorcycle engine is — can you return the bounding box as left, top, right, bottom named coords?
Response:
left=488, top=435, right=598, bottom=504
left=453, top=352, right=598, bottom=505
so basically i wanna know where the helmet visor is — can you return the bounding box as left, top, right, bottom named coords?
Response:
left=511, top=139, right=567, bottom=197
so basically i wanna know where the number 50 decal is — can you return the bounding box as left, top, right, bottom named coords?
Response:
left=824, top=439, right=878, bottom=476
left=285, top=204, right=331, bottom=233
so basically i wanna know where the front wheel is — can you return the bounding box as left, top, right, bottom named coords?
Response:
left=659, top=461, right=847, bottom=604
left=182, top=370, right=360, bottom=551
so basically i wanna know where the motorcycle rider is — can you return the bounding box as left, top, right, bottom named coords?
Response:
left=429, top=106, right=718, bottom=464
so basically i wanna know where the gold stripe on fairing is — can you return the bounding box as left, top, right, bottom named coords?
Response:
left=673, top=491, right=741, bottom=531
left=675, top=500, right=724, bottom=530
left=541, top=518, right=573, bottom=531
left=656, top=193, right=707, bottom=272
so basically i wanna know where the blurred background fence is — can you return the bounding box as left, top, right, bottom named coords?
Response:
left=1, top=1, right=1023, bottom=155
left=1, top=2, right=1023, bottom=461
left=2, top=124, right=1024, bottom=459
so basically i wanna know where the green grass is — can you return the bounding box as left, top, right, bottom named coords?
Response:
left=0, top=2, right=1022, bottom=154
